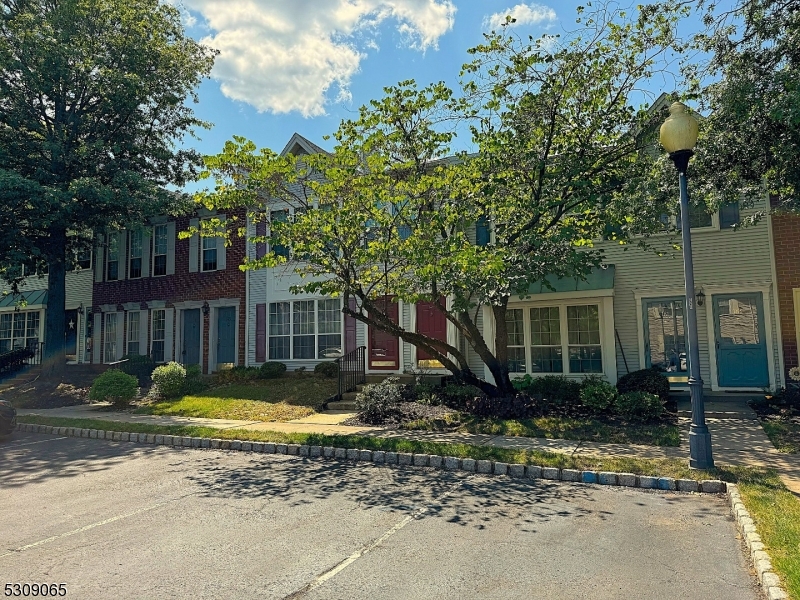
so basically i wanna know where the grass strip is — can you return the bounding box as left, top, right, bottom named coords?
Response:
left=759, top=420, right=800, bottom=454
left=405, top=414, right=681, bottom=447
left=17, top=414, right=800, bottom=598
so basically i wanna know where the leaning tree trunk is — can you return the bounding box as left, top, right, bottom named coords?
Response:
left=43, top=229, right=67, bottom=379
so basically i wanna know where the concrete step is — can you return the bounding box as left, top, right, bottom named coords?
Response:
left=326, top=401, right=357, bottom=411
left=365, top=374, right=416, bottom=385
left=342, top=391, right=358, bottom=402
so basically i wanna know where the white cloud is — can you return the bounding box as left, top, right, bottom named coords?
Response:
left=179, top=0, right=456, bottom=117
left=484, top=3, right=556, bottom=30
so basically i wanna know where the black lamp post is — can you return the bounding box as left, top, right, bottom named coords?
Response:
left=660, top=101, right=714, bottom=470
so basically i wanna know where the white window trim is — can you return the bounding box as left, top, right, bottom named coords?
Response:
left=266, top=298, right=344, bottom=362
left=150, top=308, right=167, bottom=363
left=152, top=224, right=169, bottom=277
left=201, top=231, right=218, bottom=272
left=126, top=311, right=141, bottom=356
left=128, top=230, right=143, bottom=279
left=488, top=296, right=616, bottom=382
left=106, top=232, right=120, bottom=282
left=103, top=312, right=118, bottom=364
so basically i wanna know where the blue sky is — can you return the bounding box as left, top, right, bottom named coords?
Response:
left=176, top=1, right=693, bottom=188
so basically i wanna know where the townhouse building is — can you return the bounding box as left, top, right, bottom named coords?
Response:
left=243, top=133, right=786, bottom=394
left=91, top=210, right=246, bottom=374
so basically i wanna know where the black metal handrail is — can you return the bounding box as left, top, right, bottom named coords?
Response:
left=0, top=342, right=42, bottom=380
left=336, top=346, right=366, bottom=401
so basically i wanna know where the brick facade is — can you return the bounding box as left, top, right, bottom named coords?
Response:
left=771, top=212, right=800, bottom=381
left=92, top=209, right=247, bottom=374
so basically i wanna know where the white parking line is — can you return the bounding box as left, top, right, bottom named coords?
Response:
left=1, top=437, right=68, bottom=449
left=284, top=477, right=467, bottom=598
left=0, top=492, right=198, bottom=559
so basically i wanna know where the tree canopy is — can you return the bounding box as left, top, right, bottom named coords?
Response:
left=0, top=0, right=215, bottom=365
left=197, top=3, right=683, bottom=396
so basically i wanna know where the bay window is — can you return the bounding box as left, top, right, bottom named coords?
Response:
left=0, top=311, right=39, bottom=353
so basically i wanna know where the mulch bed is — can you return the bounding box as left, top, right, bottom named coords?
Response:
left=4, top=381, right=90, bottom=409
left=342, top=402, right=459, bottom=428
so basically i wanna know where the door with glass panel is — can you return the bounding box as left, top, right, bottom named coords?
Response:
left=713, top=293, right=769, bottom=387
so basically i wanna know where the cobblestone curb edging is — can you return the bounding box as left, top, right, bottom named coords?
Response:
left=727, top=484, right=789, bottom=600
left=16, top=422, right=728, bottom=495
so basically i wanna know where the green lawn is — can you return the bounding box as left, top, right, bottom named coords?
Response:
left=135, top=376, right=338, bottom=422
left=760, top=419, right=800, bottom=454
left=405, top=414, right=681, bottom=447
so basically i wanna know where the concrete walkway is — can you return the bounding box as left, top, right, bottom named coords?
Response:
left=17, top=397, right=799, bottom=493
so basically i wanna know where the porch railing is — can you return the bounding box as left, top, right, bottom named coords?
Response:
left=0, top=342, right=43, bottom=380
left=336, top=346, right=366, bottom=401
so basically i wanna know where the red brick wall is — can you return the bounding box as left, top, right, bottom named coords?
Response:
left=93, top=209, right=247, bottom=373
left=772, top=213, right=800, bottom=380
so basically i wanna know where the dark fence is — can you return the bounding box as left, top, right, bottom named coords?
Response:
left=0, top=342, right=43, bottom=380
left=336, top=346, right=366, bottom=401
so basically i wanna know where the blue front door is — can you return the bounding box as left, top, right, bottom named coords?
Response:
left=216, top=307, right=236, bottom=366
left=182, top=309, right=201, bottom=366
left=713, top=293, right=769, bottom=387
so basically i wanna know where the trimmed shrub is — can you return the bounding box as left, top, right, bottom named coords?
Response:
left=356, top=377, right=402, bottom=424
left=614, top=391, right=665, bottom=422
left=616, top=367, right=671, bottom=403
left=259, top=361, right=287, bottom=379
left=439, top=383, right=483, bottom=409
left=89, top=369, right=138, bottom=408
left=182, top=364, right=207, bottom=395
left=151, top=362, right=186, bottom=399
left=514, top=375, right=581, bottom=410
left=119, top=354, right=156, bottom=386
left=580, top=378, right=617, bottom=413
left=314, top=361, right=339, bottom=378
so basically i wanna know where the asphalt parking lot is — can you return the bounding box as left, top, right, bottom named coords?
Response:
left=0, top=431, right=759, bottom=599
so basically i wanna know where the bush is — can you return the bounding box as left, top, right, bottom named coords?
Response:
left=182, top=364, right=207, bottom=395
left=151, top=362, right=186, bottom=399
left=215, top=366, right=260, bottom=384
left=119, top=354, right=156, bottom=386
left=259, top=361, right=287, bottom=379
left=89, top=369, right=138, bottom=408
left=356, top=377, right=402, bottom=424
left=614, top=391, right=665, bottom=422
left=616, top=367, right=671, bottom=403
left=314, top=361, right=339, bottom=378
left=411, top=382, right=442, bottom=405
left=514, top=375, right=581, bottom=411
left=439, top=383, right=483, bottom=409
left=464, top=394, right=538, bottom=419
left=580, top=378, right=617, bottom=413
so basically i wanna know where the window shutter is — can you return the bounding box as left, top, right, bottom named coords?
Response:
left=117, top=230, right=127, bottom=280
left=255, top=303, right=266, bottom=363
left=92, top=312, right=102, bottom=363
left=94, top=235, right=104, bottom=283
left=139, top=309, right=149, bottom=356
left=476, top=217, right=490, bottom=247
left=719, top=203, right=740, bottom=229
left=115, top=311, right=125, bottom=360
left=164, top=308, right=174, bottom=362
left=216, top=214, right=227, bottom=270
left=256, top=220, right=267, bottom=259
left=166, top=222, right=176, bottom=275
left=141, top=229, right=151, bottom=278
left=188, top=218, right=199, bottom=273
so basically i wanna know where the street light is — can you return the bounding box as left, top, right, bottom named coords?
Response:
left=660, top=101, right=714, bottom=470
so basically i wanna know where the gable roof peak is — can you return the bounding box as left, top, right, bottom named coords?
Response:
left=280, top=133, right=330, bottom=157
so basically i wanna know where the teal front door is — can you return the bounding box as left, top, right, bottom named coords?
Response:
left=713, top=293, right=769, bottom=387
left=182, top=309, right=201, bottom=366
left=216, top=307, right=236, bottom=367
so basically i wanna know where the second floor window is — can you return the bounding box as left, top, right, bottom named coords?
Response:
left=106, top=233, right=119, bottom=281
left=153, top=224, right=168, bottom=276
left=202, top=234, right=217, bottom=271
left=270, top=209, right=290, bottom=258
left=129, top=231, right=143, bottom=279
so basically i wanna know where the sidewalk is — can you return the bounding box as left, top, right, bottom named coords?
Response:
left=17, top=398, right=799, bottom=493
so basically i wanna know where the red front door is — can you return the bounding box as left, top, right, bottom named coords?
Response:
left=416, top=298, right=447, bottom=367
left=369, top=297, right=400, bottom=370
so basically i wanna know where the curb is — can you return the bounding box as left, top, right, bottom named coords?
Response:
left=728, top=484, right=789, bottom=600
left=16, top=422, right=729, bottom=494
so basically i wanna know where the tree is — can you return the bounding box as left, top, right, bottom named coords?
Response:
left=0, top=0, right=215, bottom=372
left=676, top=0, right=800, bottom=214
left=197, top=3, right=679, bottom=396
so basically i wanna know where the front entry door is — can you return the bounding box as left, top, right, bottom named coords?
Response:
left=64, top=309, right=78, bottom=359
left=182, top=309, right=201, bottom=366
left=713, top=293, right=769, bottom=387
left=216, top=307, right=236, bottom=368
left=369, top=297, right=399, bottom=370
left=416, top=298, right=447, bottom=368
